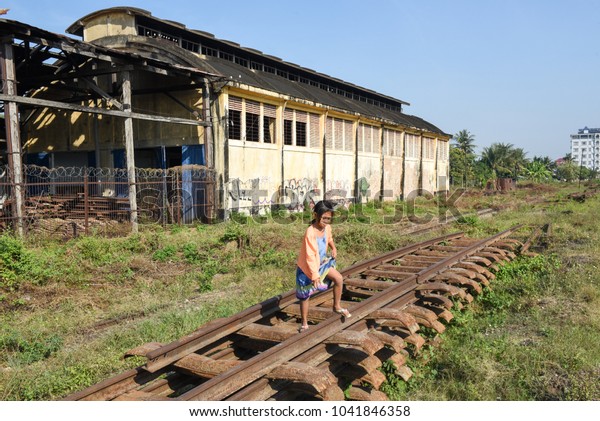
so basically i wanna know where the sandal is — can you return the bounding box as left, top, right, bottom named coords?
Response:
left=298, top=325, right=310, bottom=333
left=334, top=308, right=352, bottom=318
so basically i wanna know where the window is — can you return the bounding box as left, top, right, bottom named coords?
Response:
left=246, top=113, right=259, bottom=141
left=284, top=121, right=292, bottom=145
left=423, top=137, right=435, bottom=160
left=296, top=122, right=307, bottom=146
left=309, top=113, right=320, bottom=148
left=229, top=110, right=241, bottom=140
left=245, top=100, right=260, bottom=142
left=405, top=134, right=420, bottom=159
left=263, top=104, right=276, bottom=143
left=282, top=109, right=309, bottom=147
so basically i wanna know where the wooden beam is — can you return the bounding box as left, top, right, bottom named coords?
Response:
left=0, top=94, right=210, bottom=126
left=0, top=40, right=24, bottom=236
left=121, top=71, right=138, bottom=234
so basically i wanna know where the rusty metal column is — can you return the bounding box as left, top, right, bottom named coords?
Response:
left=0, top=38, right=24, bottom=237
left=121, top=71, right=138, bottom=233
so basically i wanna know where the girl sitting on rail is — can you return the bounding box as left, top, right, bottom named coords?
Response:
left=296, top=200, right=351, bottom=333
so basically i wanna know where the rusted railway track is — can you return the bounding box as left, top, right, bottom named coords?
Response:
left=65, top=225, right=528, bottom=401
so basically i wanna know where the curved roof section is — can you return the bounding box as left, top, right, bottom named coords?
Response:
left=66, top=7, right=448, bottom=136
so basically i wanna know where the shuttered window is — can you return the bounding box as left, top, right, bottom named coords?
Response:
left=309, top=113, right=320, bottom=148
left=344, top=120, right=354, bottom=151
left=423, top=137, right=435, bottom=160
left=228, top=96, right=242, bottom=140
left=325, top=117, right=334, bottom=149
left=373, top=127, right=381, bottom=154
left=405, top=134, right=420, bottom=159
left=334, top=119, right=343, bottom=150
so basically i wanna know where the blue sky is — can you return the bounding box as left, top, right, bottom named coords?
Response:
left=3, top=0, right=599, bottom=159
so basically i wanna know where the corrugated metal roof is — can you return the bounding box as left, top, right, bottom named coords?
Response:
left=65, top=7, right=448, bottom=136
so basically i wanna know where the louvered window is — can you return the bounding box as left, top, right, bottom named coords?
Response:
left=423, top=137, right=435, bottom=160
left=228, top=96, right=242, bottom=140
left=373, top=127, right=381, bottom=154
left=405, top=134, right=420, bottom=159
left=334, top=119, right=343, bottom=150
left=309, top=113, right=320, bottom=148
left=296, top=111, right=308, bottom=147
left=343, top=120, right=354, bottom=151
left=284, top=109, right=294, bottom=146
left=326, top=117, right=334, bottom=149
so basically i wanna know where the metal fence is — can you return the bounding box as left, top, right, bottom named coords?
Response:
left=0, top=164, right=216, bottom=238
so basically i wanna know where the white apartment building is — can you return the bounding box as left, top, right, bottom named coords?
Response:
left=571, top=127, right=600, bottom=170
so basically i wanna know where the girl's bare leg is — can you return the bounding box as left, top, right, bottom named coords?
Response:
left=327, top=268, right=344, bottom=311
left=300, top=298, right=309, bottom=328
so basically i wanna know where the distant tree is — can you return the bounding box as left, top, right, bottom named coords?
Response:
left=533, top=155, right=557, bottom=172
left=481, top=142, right=521, bottom=178
left=452, top=130, right=476, bottom=187
left=562, top=153, right=574, bottom=163
left=473, top=160, right=494, bottom=187
left=555, top=162, right=578, bottom=182
left=524, top=161, right=552, bottom=183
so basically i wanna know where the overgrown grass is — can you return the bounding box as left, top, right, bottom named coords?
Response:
left=1, top=183, right=598, bottom=400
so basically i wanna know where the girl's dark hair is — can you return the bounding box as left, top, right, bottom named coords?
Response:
left=310, top=200, right=334, bottom=225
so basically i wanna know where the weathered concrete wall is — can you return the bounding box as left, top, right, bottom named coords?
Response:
left=325, top=150, right=354, bottom=202
left=228, top=140, right=281, bottom=208
left=403, top=159, right=420, bottom=197
left=357, top=153, right=381, bottom=201
left=383, top=156, right=403, bottom=198
left=421, top=160, right=437, bottom=193
left=283, top=148, right=321, bottom=210
left=83, top=14, right=137, bottom=42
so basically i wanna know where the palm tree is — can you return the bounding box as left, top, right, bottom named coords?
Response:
left=453, top=130, right=476, bottom=187
left=480, top=142, right=521, bottom=179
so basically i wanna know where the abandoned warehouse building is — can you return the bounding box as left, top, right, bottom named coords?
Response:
left=0, top=7, right=450, bottom=234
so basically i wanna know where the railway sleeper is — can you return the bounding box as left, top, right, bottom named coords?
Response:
left=390, top=329, right=426, bottom=352
left=416, top=281, right=471, bottom=302
left=446, top=267, right=491, bottom=286
left=369, top=330, right=407, bottom=352
left=346, top=385, right=389, bottom=401
left=344, top=277, right=395, bottom=290
left=329, top=349, right=382, bottom=374
left=123, top=342, right=164, bottom=359
left=414, top=302, right=454, bottom=323
left=266, top=362, right=341, bottom=398
left=174, top=353, right=242, bottom=379
left=365, top=308, right=420, bottom=333
left=433, top=274, right=483, bottom=294
left=363, top=269, right=417, bottom=280
left=454, top=261, right=495, bottom=280
left=465, top=255, right=494, bottom=267
left=377, top=264, right=424, bottom=273
left=417, top=292, right=458, bottom=310
left=326, top=331, right=385, bottom=356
